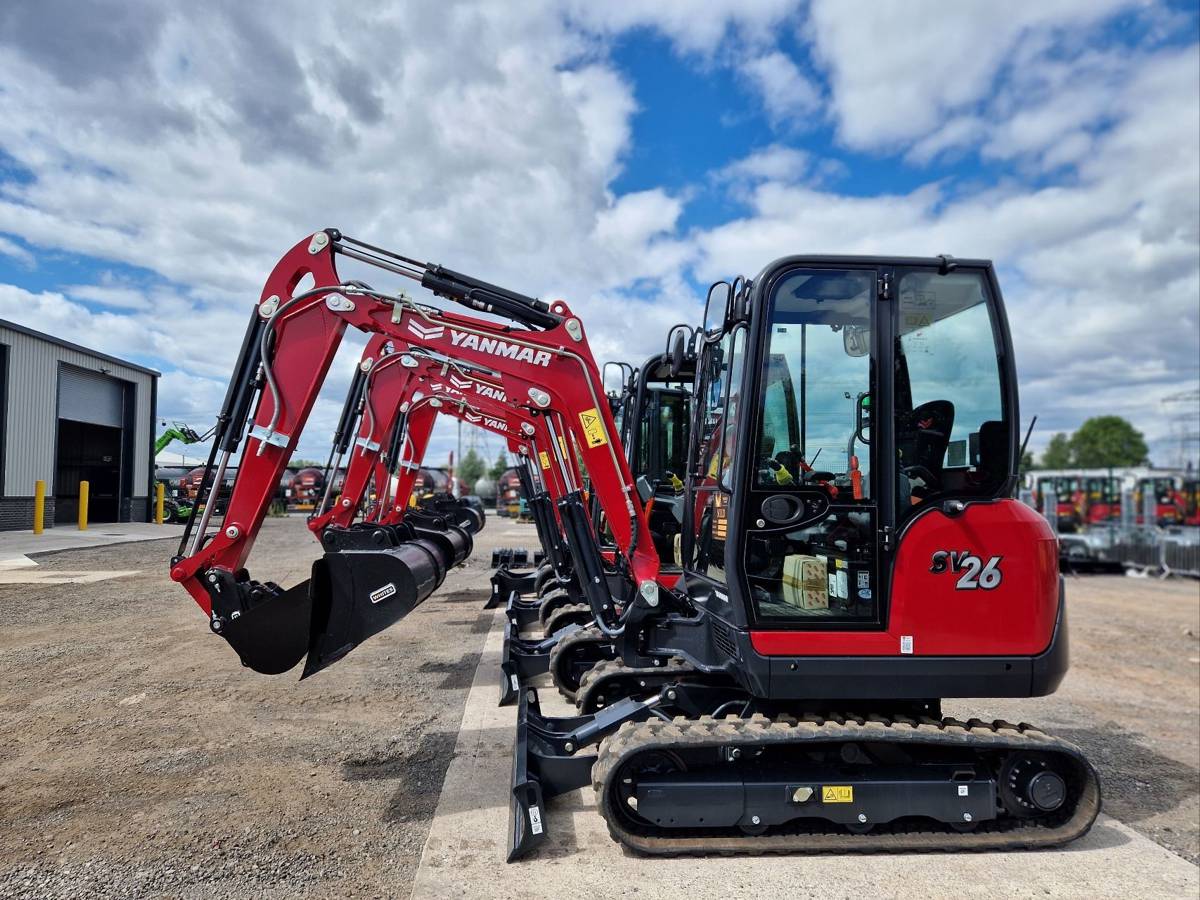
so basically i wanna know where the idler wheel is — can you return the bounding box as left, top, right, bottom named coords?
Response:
left=1001, top=753, right=1068, bottom=817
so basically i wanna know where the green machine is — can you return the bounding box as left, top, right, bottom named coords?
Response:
left=154, top=422, right=207, bottom=522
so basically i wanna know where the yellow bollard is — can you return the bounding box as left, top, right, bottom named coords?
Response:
left=156, top=482, right=165, bottom=524
left=78, top=480, right=89, bottom=531
left=33, top=480, right=45, bottom=535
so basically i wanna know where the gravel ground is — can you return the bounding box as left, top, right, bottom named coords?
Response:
left=0, top=514, right=528, bottom=899
left=0, top=520, right=1197, bottom=898
left=945, top=571, right=1200, bottom=864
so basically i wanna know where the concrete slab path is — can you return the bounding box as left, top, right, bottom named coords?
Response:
left=410, top=610, right=1199, bottom=900
left=0, top=522, right=183, bottom=568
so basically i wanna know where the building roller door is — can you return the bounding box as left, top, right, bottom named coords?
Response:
left=58, top=365, right=124, bottom=427
left=56, top=365, right=128, bottom=523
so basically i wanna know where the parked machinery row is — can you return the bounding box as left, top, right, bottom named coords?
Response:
left=1026, top=468, right=1200, bottom=531
left=170, top=232, right=1100, bottom=860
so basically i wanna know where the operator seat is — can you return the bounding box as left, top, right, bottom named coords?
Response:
left=897, top=399, right=955, bottom=492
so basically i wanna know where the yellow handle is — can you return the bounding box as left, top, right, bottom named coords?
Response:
left=33, top=479, right=45, bottom=535
left=78, top=480, right=89, bottom=531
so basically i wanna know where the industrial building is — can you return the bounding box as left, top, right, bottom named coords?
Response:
left=0, top=320, right=157, bottom=530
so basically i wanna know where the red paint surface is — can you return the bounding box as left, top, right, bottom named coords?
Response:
left=750, top=499, right=1059, bottom=657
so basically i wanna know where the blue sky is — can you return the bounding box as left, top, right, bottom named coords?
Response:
left=0, top=0, right=1196, bottom=469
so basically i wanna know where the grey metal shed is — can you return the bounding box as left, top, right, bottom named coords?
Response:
left=0, top=319, right=158, bottom=530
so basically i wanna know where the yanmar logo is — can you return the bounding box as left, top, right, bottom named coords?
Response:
left=405, top=317, right=552, bottom=367
left=407, top=320, right=444, bottom=340
left=448, top=375, right=474, bottom=390
left=474, top=383, right=506, bottom=401
left=463, top=410, right=507, bottom=431
left=449, top=330, right=552, bottom=367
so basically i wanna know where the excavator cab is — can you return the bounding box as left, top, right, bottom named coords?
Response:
left=679, top=256, right=1067, bottom=677
left=622, top=337, right=694, bottom=565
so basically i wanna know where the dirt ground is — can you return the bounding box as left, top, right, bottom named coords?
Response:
left=1, top=517, right=1197, bottom=898
left=0, top=515, right=521, bottom=899
left=943, top=572, right=1200, bottom=865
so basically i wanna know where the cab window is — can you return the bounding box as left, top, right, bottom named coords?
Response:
left=894, top=269, right=1008, bottom=515
left=745, top=268, right=878, bottom=624
left=690, top=328, right=745, bottom=583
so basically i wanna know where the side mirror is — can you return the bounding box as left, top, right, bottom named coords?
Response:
left=843, top=324, right=870, bottom=357
left=670, top=330, right=687, bottom=377
left=855, top=392, right=872, bottom=445
left=703, top=281, right=732, bottom=340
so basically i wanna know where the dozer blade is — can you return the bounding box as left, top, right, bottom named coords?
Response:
left=302, top=540, right=445, bottom=679
left=220, top=580, right=313, bottom=675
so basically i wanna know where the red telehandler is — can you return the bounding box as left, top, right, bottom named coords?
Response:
left=170, top=234, right=1099, bottom=861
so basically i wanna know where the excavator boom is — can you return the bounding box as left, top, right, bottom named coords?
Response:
left=169, top=229, right=656, bottom=678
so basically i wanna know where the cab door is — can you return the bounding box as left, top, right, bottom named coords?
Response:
left=739, top=264, right=894, bottom=629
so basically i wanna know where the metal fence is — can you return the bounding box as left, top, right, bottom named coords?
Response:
left=1108, top=534, right=1200, bottom=578
left=1021, top=489, right=1200, bottom=579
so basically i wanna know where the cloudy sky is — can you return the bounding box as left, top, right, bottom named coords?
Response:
left=0, top=0, right=1197, bottom=471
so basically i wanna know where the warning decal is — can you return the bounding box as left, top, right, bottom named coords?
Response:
left=557, top=435, right=569, bottom=458
left=822, top=786, right=854, bottom=803
left=538, top=451, right=551, bottom=469
left=578, top=407, right=608, bottom=448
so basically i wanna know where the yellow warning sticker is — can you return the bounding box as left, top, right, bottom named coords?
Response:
left=822, top=786, right=854, bottom=803
left=578, top=407, right=608, bottom=448
left=538, top=451, right=551, bottom=470
left=557, top=435, right=569, bottom=458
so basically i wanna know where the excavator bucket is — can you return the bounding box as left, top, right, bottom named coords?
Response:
left=219, top=580, right=313, bottom=676
left=301, top=540, right=447, bottom=679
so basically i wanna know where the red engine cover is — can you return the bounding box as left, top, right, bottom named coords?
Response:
left=750, top=499, right=1060, bottom=657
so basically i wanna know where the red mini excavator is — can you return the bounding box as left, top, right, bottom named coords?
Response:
left=171, top=235, right=1100, bottom=861
left=298, top=332, right=599, bottom=699
left=505, top=257, right=1101, bottom=860
left=306, top=335, right=560, bottom=548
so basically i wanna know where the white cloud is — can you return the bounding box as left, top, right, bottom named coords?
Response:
left=0, top=0, right=1194, bottom=472
left=65, top=283, right=151, bottom=311
left=806, top=0, right=1146, bottom=152
left=740, top=51, right=822, bottom=128
left=696, top=43, right=1200, bottom=458
left=563, top=0, right=799, bottom=53
left=0, top=235, right=33, bottom=266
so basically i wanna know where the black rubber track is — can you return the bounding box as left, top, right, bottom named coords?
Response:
left=547, top=628, right=616, bottom=702
left=541, top=602, right=593, bottom=639
left=592, top=714, right=1101, bottom=856
left=575, top=656, right=696, bottom=714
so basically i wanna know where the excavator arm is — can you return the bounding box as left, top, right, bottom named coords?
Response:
left=307, top=334, right=571, bottom=535
left=375, top=391, right=568, bottom=526
left=169, top=229, right=656, bottom=677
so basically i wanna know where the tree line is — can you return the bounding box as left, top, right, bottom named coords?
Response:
left=1022, top=415, right=1149, bottom=472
